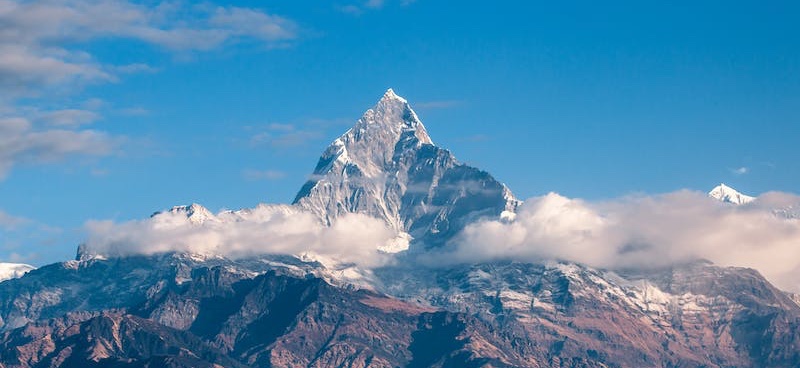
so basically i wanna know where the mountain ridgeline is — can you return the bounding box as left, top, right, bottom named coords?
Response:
left=1, top=90, right=799, bottom=367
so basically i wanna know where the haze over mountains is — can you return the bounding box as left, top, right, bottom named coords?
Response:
left=1, top=90, right=799, bottom=367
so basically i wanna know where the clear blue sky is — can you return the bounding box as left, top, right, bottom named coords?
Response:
left=1, top=0, right=798, bottom=265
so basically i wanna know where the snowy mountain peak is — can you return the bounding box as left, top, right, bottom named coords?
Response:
left=709, top=183, right=756, bottom=205
left=294, top=90, right=518, bottom=248
left=381, top=88, right=405, bottom=103
left=354, top=88, right=433, bottom=149
left=167, top=203, right=217, bottom=224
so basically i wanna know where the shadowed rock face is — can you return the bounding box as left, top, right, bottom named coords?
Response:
left=0, top=260, right=533, bottom=368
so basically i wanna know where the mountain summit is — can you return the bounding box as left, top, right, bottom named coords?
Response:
left=709, top=183, right=755, bottom=205
left=294, top=89, right=518, bottom=248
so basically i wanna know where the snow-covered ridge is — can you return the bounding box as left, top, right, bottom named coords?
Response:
left=0, top=263, right=35, bottom=282
left=709, top=183, right=755, bottom=205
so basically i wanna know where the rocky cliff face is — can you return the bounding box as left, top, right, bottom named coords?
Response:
left=1, top=90, right=799, bottom=367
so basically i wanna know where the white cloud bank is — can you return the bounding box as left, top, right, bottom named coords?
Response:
left=84, top=205, right=398, bottom=269
left=444, top=190, right=800, bottom=292
left=82, top=190, right=800, bottom=292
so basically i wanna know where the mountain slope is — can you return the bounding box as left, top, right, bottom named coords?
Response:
left=294, top=89, right=518, bottom=248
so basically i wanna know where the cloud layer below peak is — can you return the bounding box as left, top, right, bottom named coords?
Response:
left=81, top=189, right=800, bottom=292
left=84, top=205, right=399, bottom=269
left=444, top=190, right=800, bottom=292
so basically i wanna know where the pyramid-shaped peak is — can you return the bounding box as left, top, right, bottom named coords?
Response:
left=294, top=89, right=519, bottom=248
left=348, top=89, right=433, bottom=148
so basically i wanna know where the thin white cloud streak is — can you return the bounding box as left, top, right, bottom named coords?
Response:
left=250, top=124, right=324, bottom=149
left=731, top=166, right=749, bottom=175
left=84, top=205, right=398, bottom=268
left=364, top=0, right=385, bottom=8
left=444, top=190, right=800, bottom=292
left=243, top=169, right=286, bottom=181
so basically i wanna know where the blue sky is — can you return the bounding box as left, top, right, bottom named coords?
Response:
left=0, top=0, right=798, bottom=265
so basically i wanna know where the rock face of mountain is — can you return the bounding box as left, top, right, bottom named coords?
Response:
left=2, top=255, right=799, bottom=367
left=1, top=90, right=799, bottom=367
left=709, top=183, right=756, bottom=205
left=294, top=89, right=518, bottom=248
left=0, top=256, right=534, bottom=367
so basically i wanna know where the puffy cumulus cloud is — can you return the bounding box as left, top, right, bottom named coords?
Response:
left=445, top=190, right=800, bottom=292
left=84, top=205, right=399, bottom=269
left=0, top=116, right=119, bottom=179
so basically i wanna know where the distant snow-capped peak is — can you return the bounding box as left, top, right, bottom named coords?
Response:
left=168, top=203, right=218, bottom=224
left=709, top=183, right=755, bottom=205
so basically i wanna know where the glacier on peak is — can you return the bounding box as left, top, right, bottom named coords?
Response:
left=709, top=183, right=755, bottom=205
left=293, top=88, right=519, bottom=248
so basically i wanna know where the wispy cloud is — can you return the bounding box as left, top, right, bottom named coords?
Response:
left=0, top=210, right=28, bottom=230
left=250, top=123, right=324, bottom=149
left=243, top=169, right=287, bottom=181
left=117, top=107, right=150, bottom=116
left=731, top=166, right=749, bottom=175
left=0, top=116, right=121, bottom=180
left=365, top=0, right=385, bottom=8
left=35, top=109, right=100, bottom=127
left=338, top=0, right=414, bottom=15
left=0, top=0, right=299, bottom=95
left=0, top=0, right=300, bottom=178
